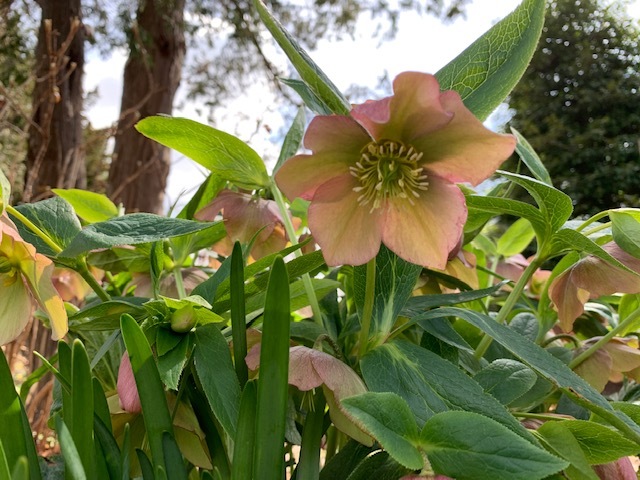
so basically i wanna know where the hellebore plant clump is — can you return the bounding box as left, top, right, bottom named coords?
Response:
left=3, top=0, right=640, bottom=479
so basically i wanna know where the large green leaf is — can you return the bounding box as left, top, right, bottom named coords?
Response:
left=539, top=420, right=640, bottom=465
left=421, top=411, right=567, bottom=480
left=611, top=209, right=640, bottom=259
left=466, top=195, right=546, bottom=239
left=496, top=218, right=535, bottom=257
left=61, top=214, right=215, bottom=257
left=536, top=421, right=599, bottom=480
left=136, top=116, right=269, bottom=189
left=435, top=0, right=546, bottom=120
left=52, top=189, right=119, bottom=223
left=253, top=0, right=350, bottom=115
left=420, top=307, right=640, bottom=444
left=361, top=341, right=534, bottom=441
left=341, top=393, right=423, bottom=470
left=354, top=246, right=422, bottom=347
left=12, top=196, right=81, bottom=257
left=473, top=359, right=537, bottom=405
left=192, top=324, right=241, bottom=438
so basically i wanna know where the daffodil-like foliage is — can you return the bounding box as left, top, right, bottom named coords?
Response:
left=0, top=213, right=67, bottom=345
left=276, top=72, right=516, bottom=267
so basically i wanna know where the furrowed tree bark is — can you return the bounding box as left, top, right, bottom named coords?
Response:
left=108, top=0, right=186, bottom=214
left=24, top=0, right=85, bottom=202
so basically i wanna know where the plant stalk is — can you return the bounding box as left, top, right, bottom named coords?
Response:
left=358, top=257, right=376, bottom=359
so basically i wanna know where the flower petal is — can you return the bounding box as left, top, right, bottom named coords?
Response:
left=414, top=90, right=516, bottom=185
left=288, top=346, right=324, bottom=391
left=308, top=175, right=383, bottom=266
left=0, top=275, right=32, bottom=345
left=548, top=268, right=592, bottom=332
left=118, top=352, right=142, bottom=413
left=275, top=116, right=369, bottom=201
left=381, top=176, right=467, bottom=269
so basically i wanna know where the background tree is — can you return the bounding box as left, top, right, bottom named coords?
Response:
left=24, top=0, right=86, bottom=202
left=508, top=0, right=640, bottom=216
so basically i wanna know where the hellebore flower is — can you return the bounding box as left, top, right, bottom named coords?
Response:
left=117, top=352, right=142, bottom=413
left=0, top=213, right=67, bottom=345
left=246, top=345, right=373, bottom=446
left=549, top=242, right=640, bottom=332
left=196, top=189, right=287, bottom=260
left=276, top=72, right=516, bottom=268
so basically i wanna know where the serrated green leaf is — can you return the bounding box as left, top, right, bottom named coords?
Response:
left=539, top=420, right=639, bottom=465
left=361, top=341, right=534, bottom=441
left=611, top=210, right=640, bottom=259
left=499, top=170, right=573, bottom=238
left=421, top=411, right=567, bottom=480
left=537, top=422, right=601, bottom=480
left=473, top=359, right=537, bottom=405
left=496, top=218, right=535, bottom=257
left=467, top=195, right=546, bottom=239
left=193, top=324, right=241, bottom=438
left=343, top=451, right=411, bottom=480
left=136, top=116, right=269, bottom=189
left=12, top=196, right=81, bottom=257
left=402, top=282, right=507, bottom=317
left=158, top=334, right=190, bottom=390
left=254, top=0, right=350, bottom=115
left=341, top=393, right=422, bottom=470
left=61, top=214, right=215, bottom=257
left=511, top=127, right=553, bottom=185
left=354, top=246, right=422, bottom=348
left=69, top=299, right=147, bottom=331
left=420, top=307, right=640, bottom=444
left=53, top=189, right=119, bottom=223
left=435, top=0, right=545, bottom=120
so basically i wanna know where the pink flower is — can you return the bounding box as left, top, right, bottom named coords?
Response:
left=117, top=352, right=142, bottom=413
left=246, top=345, right=373, bottom=446
left=549, top=243, right=640, bottom=332
left=195, top=190, right=287, bottom=260
left=593, top=457, right=636, bottom=480
left=0, top=213, right=67, bottom=345
left=276, top=72, right=516, bottom=267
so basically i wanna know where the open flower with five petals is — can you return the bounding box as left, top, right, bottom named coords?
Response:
left=276, top=72, right=516, bottom=267
left=0, top=213, right=67, bottom=345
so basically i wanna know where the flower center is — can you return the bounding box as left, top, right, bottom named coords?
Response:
left=349, top=140, right=429, bottom=212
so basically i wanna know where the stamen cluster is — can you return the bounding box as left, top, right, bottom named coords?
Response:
left=349, top=140, right=429, bottom=211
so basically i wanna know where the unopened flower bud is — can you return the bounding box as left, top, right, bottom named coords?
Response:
left=170, top=305, right=197, bottom=333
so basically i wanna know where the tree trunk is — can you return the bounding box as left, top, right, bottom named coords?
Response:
left=24, top=0, right=85, bottom=202
left=107, top=0, right=186, bottom=214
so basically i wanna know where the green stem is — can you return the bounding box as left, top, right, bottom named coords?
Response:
left=324, top=426, right=338, bottom=464
left=271, top=180, right=323, bottom=325
left=296, top=389, right=326, bottom=480
left=569, top=306, right=640, bottom=369
left=6, top=205, right=62, bottom=254
left=77, top=258, right=110, bottom=302
left=582, top=221, right=612, bottom=237
left=173, top=266, right=187, bottom=299
left=575, top=209, right=611, bottom=232
left=474, top=257, right=543, bottom=359
left=358, top=257, right=376, bottom=359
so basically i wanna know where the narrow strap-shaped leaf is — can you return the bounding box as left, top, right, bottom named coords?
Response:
left=93, top=415, right=123, bottom=480
left=0, top=351, right=41, bottom=480
left=436, top=0, right=546, bottom=120
left=0, top=441, right=11, bottom=480
left=253, top=256, right=291, bottom=480
left=231, top=242, right=249, bottom=387
left=231, top=381, right=257, bottom=480
left=121, top=424, right=131, bottom=480
left=511, top=127, right=553, bottom=185
left=10, top=457, right=30, bottom=480
left=162, top=432, right=188, bottom=480
left=296, top=389, right=327, bottom=479
left=253, top=0, right=350, bottom=115
left=71, top=340, right=96, bottom=478
left=121, top=314, right=174, bottom=472
left=136, top=449, right=155, bottom=480
left=55, top=415, right=87, bottom=480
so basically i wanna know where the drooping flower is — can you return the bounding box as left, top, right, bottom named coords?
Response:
left=0, top=213, right=67, bottom=345
left=117, top=352, right=142, bottom=413
left=549, top=242, right=640, bottom=332
left=276, top=72, right=516, bottom=268
left=246, top=344, right=373, bottom=446
left=195, top=189, right=287, bottom=260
